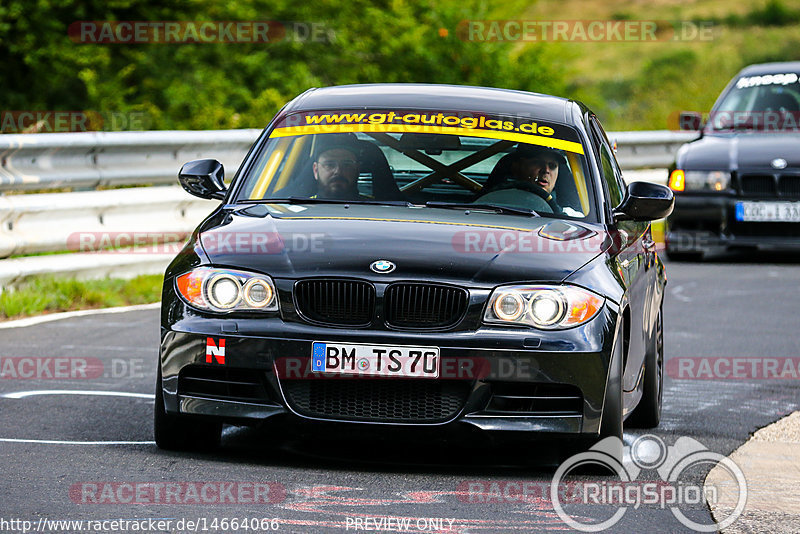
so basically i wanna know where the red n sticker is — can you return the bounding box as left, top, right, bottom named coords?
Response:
left=206, top=337, right=226, bottom=364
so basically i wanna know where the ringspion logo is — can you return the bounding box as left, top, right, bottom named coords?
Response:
left=551, top=435, right=746, bottom=532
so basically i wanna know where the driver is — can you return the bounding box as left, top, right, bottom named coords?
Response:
left=492, top=144, right=583, bottom=216
left=475, top=144, right=566, bottom=214
left=513, top=144, right=564, bottom=197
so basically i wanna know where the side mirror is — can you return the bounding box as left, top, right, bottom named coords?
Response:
left=678, top=111, right=702, bottom=131
left=613, top=182, right=674, bottom=222
left=179, top=159, right=227, bottom=200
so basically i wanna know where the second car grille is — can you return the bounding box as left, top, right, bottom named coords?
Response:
left=740, top=174, right=776, bottom=196
left=385, top=283, right=468, bottom=329
left=778, top=175, right=800, bottom=198
left=739, top=173, right=800, bottom=198
left=281, top=379, right=471, bottom=423
left=294, top=279, right=374, bottom=326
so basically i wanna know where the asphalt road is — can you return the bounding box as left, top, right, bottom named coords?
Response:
left=1, top=250, right=799, bottom=533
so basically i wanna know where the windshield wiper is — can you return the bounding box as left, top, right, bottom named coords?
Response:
left=424, top=201, right=539, bottom=217
left=240, top=197, right=413, bottom=207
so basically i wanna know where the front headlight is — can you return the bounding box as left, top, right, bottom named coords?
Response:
left=669, top=169, right=729, bottom=192
left=484, top=285, right=603, bottom=329
left=176, top=267, right=278, bottom=312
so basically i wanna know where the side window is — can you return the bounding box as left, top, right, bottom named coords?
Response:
left=589, top=117, right=624, bottom=209
left=600, top=145, right=624, bottom=208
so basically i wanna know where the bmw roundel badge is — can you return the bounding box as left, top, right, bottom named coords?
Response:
left=370, top=260, right=396, bottom=273
left=771, top=158, right=788, bottom=169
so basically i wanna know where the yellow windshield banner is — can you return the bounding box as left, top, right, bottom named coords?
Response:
left=269, top=122, right=584, bottom=155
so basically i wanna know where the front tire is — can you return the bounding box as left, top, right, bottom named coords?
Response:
left=154, top=366, right=221, bottom=451
left=571, top=320, right=624, bottom=466
left=627, top=304, right=664, bottom=428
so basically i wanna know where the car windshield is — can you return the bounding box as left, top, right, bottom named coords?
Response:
left=234, top=109, right=598, bottom=221
left=709, top=71, right=800, bottom=131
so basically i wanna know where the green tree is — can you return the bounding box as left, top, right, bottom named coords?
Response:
left=1, top=0, right=566, bottom=131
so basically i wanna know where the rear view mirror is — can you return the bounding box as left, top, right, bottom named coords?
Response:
left=679, top=111, right=702, bottom=131
left=613, top=182, right=674, bottom=222
left=179, top=159, right=227, bottom=200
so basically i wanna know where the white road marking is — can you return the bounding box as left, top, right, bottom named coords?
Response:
left=2, top=390, right=154, bottom=399
left=671, top=284, right=692, bottom=302
left=0, top=438, right=154, bottom=445
left=0, top=303, right=160, bottom=329
left=0, top=390, right=156, bottom=445
left=61, top=344, right=154, bottom=352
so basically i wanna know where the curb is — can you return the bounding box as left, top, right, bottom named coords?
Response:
left=0, top=302, right=160, bottom=329
left=707, top=411, right=800, bottom=533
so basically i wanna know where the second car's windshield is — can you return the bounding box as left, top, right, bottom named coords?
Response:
left=235, top=109, right=598, bottom=221
left=709, top=71, right=800, bottom=131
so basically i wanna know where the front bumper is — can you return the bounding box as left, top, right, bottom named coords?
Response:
left=160, top=301, right=617, bottom=439
left=666, top=194, right=800, bottom=253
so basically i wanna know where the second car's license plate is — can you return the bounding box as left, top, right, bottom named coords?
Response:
left=735, top=201, right=800, bottom=222
left=311, top=342, right=440, bottom=378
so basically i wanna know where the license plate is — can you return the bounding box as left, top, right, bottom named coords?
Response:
left=735, top=201, right=800, bottom=222
left=311, top=342, right=440, bottom=378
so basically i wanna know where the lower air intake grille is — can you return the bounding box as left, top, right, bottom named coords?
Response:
left=178, top=366, right=271, bottom=403
left=281, top=379, right=471, bottom=423
left=483, top=382, right=583, bottom=415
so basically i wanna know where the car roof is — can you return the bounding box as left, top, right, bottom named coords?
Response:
left=283, top=83, right=577, bottom=124
left=736, top=62, right=800, bottom=76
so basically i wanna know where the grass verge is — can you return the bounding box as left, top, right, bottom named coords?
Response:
left=0, top=274, right=163, bottom=320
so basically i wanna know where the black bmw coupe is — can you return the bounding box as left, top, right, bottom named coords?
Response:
left=155, top=84, right=673, bottom=454
left=666, top=62, right=800, bottom=259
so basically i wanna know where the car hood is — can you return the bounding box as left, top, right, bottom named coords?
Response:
left=195, top=203, right=607, bottom=286
left=679, top=132, right=800, bottom=170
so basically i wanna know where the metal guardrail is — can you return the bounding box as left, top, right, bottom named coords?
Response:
left=0, top=129, right=261, bottom=191
left=610, top=130, right=697, bottom=169
left=0, top=129, right=694, bottom=287
left=0, top=186, right=218, bottom=258
left=0, top=129, right=696, bottom=192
